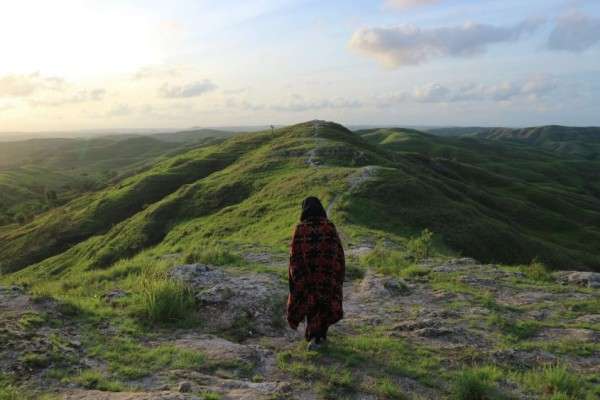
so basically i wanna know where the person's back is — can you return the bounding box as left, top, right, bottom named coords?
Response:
left=287, top=197, right=345, bottom=349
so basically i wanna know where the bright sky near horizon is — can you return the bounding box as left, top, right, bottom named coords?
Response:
left=0, top=0, right=599, bottom=132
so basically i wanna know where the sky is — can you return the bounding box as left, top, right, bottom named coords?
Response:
left=0, top=0, right=599, bottom=132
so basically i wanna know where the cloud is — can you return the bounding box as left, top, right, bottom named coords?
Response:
left=0, top=73, right=66, bottom=97
left=0, top=103, right=14, bottom=113
left=133, top=65, right=181, bottom=80
left=349, top=19, right=544, bottom=67
left=385, top=0, right=440, bottom=10
left=158, top=80, right=218, bottom=98
left=30, top=89, right=106, bottom=107
left=105, top=104, right=133, bottom=117
left=376, top=75, right=558, bottom=106
left=270, top=94, right=363, bottom=112
left=548, top=12, right=600, bottom=52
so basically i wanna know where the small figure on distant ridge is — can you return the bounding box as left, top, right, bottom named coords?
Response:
left=287, top=196, right=345, bottom=350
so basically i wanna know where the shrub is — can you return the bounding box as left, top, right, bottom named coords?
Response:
left=406, top=229, right=434, bottom=261
left=140, top=271, right=197, bottom=324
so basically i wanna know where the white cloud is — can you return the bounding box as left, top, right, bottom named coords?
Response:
left=133, top=65, right=181, bottom=80
left=271, top=94, right=363, bottom=112
left=548, top=12, right=600, bottom=52
left=30, top=89, right=106, bottom=107
left=0, top=73, right=65, bottom=97
left=349, top=19, right=544, bottom=67
left=158, top=80, right=218, bottom=98
left=376, top=75, right=558, bottom=106
left=106, top=104, right=133, bottom=117
left=385, top=0, right=440, bottom=10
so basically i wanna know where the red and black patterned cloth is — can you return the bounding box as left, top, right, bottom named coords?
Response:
left=286, top=216, right=345, bottom=340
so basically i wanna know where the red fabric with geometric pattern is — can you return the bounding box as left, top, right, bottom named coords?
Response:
left=286, top=216, right=345, bottom=340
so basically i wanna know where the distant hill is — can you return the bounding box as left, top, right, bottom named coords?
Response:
left=428, top=125, right=600, bottom=159
left=152, top=128, right=235, bottom=143
left=1, top=121, right=599, bottom=276
left=0, top=135, right=212, bottom=226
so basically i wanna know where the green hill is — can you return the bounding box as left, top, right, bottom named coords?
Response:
left=0, top=135, right=214, bottom=226
left=1, top=121, right=599, bottom=277
left=2, top=121, right=600, bottom=400
left=428, top=125, right=600, bottom=159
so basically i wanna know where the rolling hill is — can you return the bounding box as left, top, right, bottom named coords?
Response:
left=428, top=125, right=600, bottom=160
left=2, top=121, right=600, bottom=400
left=0, top=134, right=225, bottom=226
left=1, top=121, right=599, bottom=277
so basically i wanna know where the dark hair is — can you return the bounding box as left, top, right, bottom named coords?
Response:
left=300, top=196, right=327, bottom=221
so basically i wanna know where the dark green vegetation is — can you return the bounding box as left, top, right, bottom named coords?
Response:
left=1, top=121, right=599, bottom=274
left=427, top=125, right=600, bottom=160
left=0, top=131, right=229, bottom=226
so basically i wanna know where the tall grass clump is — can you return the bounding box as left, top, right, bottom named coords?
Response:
left=0, top=374, right=19, bottom=400
left=521, top=364, right=583, bottom=399
left=183, top=243, right=242, bottom=266
left=140, top=271, right=196, bottom=325
left=451, top=367, right=504, bottom=400
left=521, top=259, right=553, bottom=282
left=406, top=229, right=434, bottom=261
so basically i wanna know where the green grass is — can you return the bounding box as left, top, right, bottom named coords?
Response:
left=87, top=335, right=205, bottom=381
left=183, top=243, right=242, bottom=265
left=520, top=365, right=585, bottom=399
left=140, top=270, right=197, bottom=325
left=277, top=333, right=442, bottom=398
left=70, top=370, right=125, bottom=392
left=521, top=259, right=554, bottom=282
left=451, top=367, right=505, bottom=400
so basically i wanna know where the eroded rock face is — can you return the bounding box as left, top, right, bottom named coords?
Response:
left=432, top=258, right=478, bottom=273
left=356, top=271, right=410, bottom=300
left=554, top=271, right=600, bottom=288
left=169, top=264, right=287, bottom=338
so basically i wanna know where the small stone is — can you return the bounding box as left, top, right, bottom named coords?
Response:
left=178, top=381, right=192, bottom=393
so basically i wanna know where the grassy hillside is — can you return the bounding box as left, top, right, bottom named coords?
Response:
left=0, top=135, right=220, bottom=226
left=2, top=121, right=599, bottom=278
left=428, top=125, right=600, bottom=160
left=2, top=121, right=600, bottom=400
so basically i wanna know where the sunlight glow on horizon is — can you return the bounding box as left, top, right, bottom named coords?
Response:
left=0, top=0, right=599, bottom=131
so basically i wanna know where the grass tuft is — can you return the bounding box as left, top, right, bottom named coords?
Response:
left=521, top=259, right=553, bottom=282
left=140, top=270, right=197, bottom=325
left=521, top=364, right=583, bottom=399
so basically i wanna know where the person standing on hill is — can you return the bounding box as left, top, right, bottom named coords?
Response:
left=287, top=196, right=345, bottom=350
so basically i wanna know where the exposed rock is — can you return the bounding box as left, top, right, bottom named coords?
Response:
left=346, top=244, right=375, bottom=258
left=432, top=258, right=478, bottom=273
left=101, top=289, right=128, bottom=305
left=534, top=328, right=600, bottom=342
left=242, top=252, right=273, bottom=264
left=178, top=381, right=192, bottom=393
left=575, top=314, right=600, bottom=324
left=170, top=264, right=287, bottom=337
left=63, top=390, right=199, bottom=400
left=554, top=271, right=600, bottom=288
left=492, top=349, right=557, bottom=369
left=356, top=271, right=410, bottom=299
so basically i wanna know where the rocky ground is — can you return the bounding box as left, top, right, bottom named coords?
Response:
left=1, top=255, right=600, bottom=399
